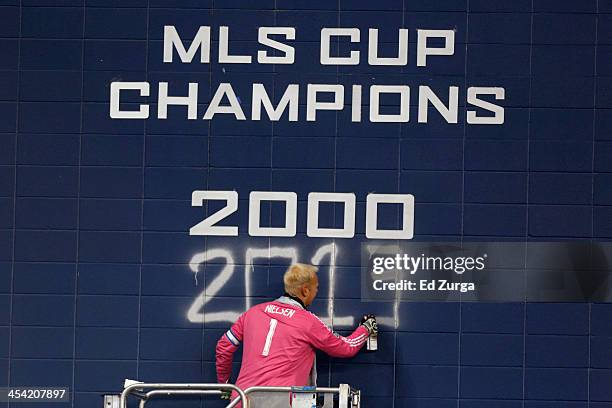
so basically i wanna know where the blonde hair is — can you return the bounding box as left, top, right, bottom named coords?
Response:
left=283, top=263, right=318, bottom=296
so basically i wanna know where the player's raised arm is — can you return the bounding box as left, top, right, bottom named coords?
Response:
left=215, top=313, right=245, bottom=384
left=307, top=313, right=378, bottom=358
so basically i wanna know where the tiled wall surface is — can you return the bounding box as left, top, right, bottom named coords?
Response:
left=1, top=0, right=611, bottom=407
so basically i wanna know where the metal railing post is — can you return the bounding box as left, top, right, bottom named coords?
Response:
left=119, top=383, right=248, bottom=408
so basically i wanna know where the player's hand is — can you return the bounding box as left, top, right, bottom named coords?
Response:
left=220, top=389, right=231, bottom=400
left=360, top=314, right=378, bottom=335
left=360, top=314, right=376, bottom=325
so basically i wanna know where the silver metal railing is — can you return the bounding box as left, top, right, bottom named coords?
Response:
left=104, top=381, right=360, bottom=408
left=112, top=383, right=248, bottom=408
left=225, top=384, right=360, bottom=408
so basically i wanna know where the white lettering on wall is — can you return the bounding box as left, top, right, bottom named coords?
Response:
left=190, top=191, right=415, bottom=240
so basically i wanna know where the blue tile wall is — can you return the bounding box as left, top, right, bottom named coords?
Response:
left=465, top=140, right=528, bottom=171
left=83, top=40, right=147, bottom=71
left=78, top=231, right=141, bottom=262
left=533, top=14, right=596, bottom=45
left=460, top=367, right=523, bottom=399
left=464, top=205, right=527, bottom=237
left=468, top=14, right=531, bottom=44
left=2, top=1, right=611, bottom=407
left=19, top=102, right=82, bottom=133
left=525, top=369, right=589, bottom=400
left=75, top=327, right=138, bottom=360
left=17, top=166, right=79, bottom=197
left=81, top=135, right=144, bottom=166
left=591, top=304, right=612, bottom=336
left=0, top=328, right=7, bottom=360
left=20, top=71, right=82, bottom=102
left=14, top=230, right=77, bottom=262
left=0, top=104, right=16, bottom=133
left=532, top=109, right=594, bottom=141
left=460, top=401, right=522, bottom=408
left=527, top=303, right=590, bottom=335
left=0, top=295, right=9, bottom=325
left=0, top=7, right=18, bottom=37
left=0, top=231, right=13, bottom=262
left=532, top=77, right=595, bottom=109
left=591, top=370, right=612, bottom=401
left=396, top=365, right=458, bottom=398
left=529, top=206, right=592, bottom=238
left=461, top=334, right=523, bottom=366
left=10, top=359, right=73, bottom=387
left=17, top=134, right=79, bottom=165
left=147, top=136, right=208, bottom=167
left=11, top=327, right=74, bottom=358
left=396, top=333, right=458, bottom=365
left=21, top=40, right=83, bottom=70
left=84, top=8, right=147, bottom=40
left=11, top=294, right=74, bottom=326
left=526, top=336, right=589, bottom=368
left=139, top=328, right=203, bottom=361
left=591, top=337, right=612, bottom=369
left=0, top=40, right=18, bottom=70
left=15, top=198, right=77, bottom=229
left=13, top=262, right=75, bottom=294
left=0, top=134, right=15, bottom=165
left=139, top=361, right=202, bottom=384
left=77, top=263, right=140, bottom=295
left=535, top=0, right=597, bottom=12
left=0, top=198, right=13, bottom=229
left=525, top=403, right=587, bottom=408
left=74, top=360, right=137, bottom=392
left=0, top=262, right=10, bottom=293
left=532, top=46, right=595, bottom=77
left=529, top=174, right=592, bottom=205
left=80, top=167, right=143, bottom=198
left=21, top=7, right=83, bottom=38
left=465, top=172, right=527, bottom=204
left=401, top=139, right=463, bottom=170
left=79, top=199, right=142, bottom=231
left=76, top=295, right=139, bottom=327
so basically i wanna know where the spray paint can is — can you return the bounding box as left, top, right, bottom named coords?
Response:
left=365, top=317, right=378, bottom=352
left=366, top=330, right=378, bottom=352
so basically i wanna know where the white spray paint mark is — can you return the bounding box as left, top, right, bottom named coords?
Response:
left=310, top=242, right=354, bottom=327
left=188, top=249, right=240, bottom=323
left=245, top=247, right=298, bottom=310
left=187, top=244, right=389, bottom=329
left=365, top=243, right=400, bottom=329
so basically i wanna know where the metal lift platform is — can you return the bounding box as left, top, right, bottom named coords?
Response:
left=103, top=381, right=361, bottom=408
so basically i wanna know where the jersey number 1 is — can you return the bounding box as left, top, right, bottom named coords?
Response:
left=262, top=318, right=278, bottom=357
